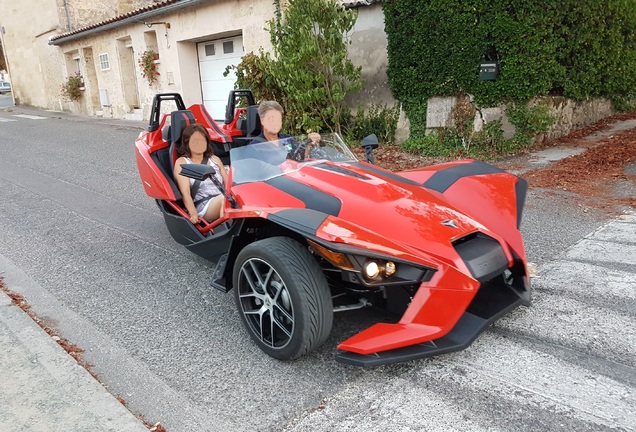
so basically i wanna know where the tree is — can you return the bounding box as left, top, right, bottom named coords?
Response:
left=232, top=0, right=362, bottom=134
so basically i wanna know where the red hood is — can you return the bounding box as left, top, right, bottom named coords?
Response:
left=286, top=162, right=491, bottom=262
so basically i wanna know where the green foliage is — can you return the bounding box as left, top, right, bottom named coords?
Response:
left=507, top=102, right=555, bottom=136
left=60, top=72, right=84, bottom=101
left=556, top=0, right=636, bottom=101
left=229, top=0, right=362, bottom=134
left=401, top=101, right=555, bottom=159
left=229, top=51, right=282, bottom=102
left=402, top=130, right=465, bottom=157
left=344, top=103, right=399, bottom=144
left=383, top=0, right=636, bottom=148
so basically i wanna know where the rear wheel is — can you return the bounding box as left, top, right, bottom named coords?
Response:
left=233, top=237, right=333, bottom=360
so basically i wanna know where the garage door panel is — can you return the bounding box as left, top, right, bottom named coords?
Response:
left=201, top=80, right=235, bottom=96
left=197, top=36, right=243, bottom=119
left=199, top=62, right=235, bottom=80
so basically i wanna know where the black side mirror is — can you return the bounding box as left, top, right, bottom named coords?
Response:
left=361, top=134, right=379, bottom=164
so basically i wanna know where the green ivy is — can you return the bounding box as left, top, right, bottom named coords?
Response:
left=383, top=0, right=636, bottom=144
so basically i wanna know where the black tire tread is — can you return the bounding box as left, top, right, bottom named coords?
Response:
left=233, top=237, right=332, bottom=360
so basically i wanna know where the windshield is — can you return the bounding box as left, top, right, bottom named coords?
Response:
left=230, top=133, right=358, bottom=184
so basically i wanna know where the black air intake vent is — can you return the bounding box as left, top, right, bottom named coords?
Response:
left=453, top=233, right=508, bottom=283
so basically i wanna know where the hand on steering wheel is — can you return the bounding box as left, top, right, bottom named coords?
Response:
left=290, top=138, right=313, bottom=161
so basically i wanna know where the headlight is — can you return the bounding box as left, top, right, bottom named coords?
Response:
left=307, top=239, right=435, bottom=286
left=364, top=261, right=380, bottom=279
left=385, top=261, right=396, bottom=276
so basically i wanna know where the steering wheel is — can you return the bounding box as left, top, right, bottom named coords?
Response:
left=289, top=138, right=313, bottom=162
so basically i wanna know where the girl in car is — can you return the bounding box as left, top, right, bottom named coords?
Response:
left=174, top=123, right=228, bottom=224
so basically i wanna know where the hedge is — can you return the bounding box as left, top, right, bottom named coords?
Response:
left=383, top=0, right=636, bottom=137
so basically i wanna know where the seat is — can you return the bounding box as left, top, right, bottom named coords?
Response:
left=168, top=110, right=197, bottom=177
left=232, top=105, right=262, bottom=147
left=245, top=105, right=261, bottom=137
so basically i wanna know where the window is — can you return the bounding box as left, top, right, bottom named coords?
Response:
left=223, top=41, right=233, bottom=54
left=99, top=53, right=110, bottom=71
left=205, top=44, right=215, bottom=57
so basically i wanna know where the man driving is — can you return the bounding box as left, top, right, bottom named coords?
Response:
left=252, top=100, right=320, bottom=161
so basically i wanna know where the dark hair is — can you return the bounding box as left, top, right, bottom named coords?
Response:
left=178, top=123, right=213, bottom=159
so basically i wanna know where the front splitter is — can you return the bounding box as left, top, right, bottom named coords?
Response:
left=335, top=285, right=526, bottom=367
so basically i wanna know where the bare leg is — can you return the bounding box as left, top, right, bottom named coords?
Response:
left=203, top=195, right=225, bottom=222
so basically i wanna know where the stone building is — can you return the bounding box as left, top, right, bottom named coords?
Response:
left=0, top=0, right=394, bottom=121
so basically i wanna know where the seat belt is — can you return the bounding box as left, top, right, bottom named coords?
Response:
left=190, top=157, right=209, bottom=205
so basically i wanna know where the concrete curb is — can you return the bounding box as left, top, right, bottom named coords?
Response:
left=0, top=290, right=149, bottom=431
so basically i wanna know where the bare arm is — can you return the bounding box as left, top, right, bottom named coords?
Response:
left=173, top=157, right=200, bottom=223
left=305, top=133, right=321, bottom=158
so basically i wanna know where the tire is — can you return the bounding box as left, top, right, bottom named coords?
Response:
left=233, top=237, right=333, bottom=360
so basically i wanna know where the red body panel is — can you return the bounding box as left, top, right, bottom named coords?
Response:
left=135, top=131, right=177, bottom=201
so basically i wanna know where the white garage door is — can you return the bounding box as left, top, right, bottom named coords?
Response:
left=197, top=36, right=244, bottom=121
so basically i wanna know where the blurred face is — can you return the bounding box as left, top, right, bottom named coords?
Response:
left=188, top=130, right=208, bottom=155
left=261, top=109, right=283, bottom=137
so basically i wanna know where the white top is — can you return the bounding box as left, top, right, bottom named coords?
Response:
left=184, top=157, right=224, bottom=213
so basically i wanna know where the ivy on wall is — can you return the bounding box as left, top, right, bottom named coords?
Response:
left=383, top=0, right=636, bottom=141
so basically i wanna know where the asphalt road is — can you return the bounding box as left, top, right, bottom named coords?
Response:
left=0, top=106, right=633, bottom=431
left=0, top=93, right=14, bottom=110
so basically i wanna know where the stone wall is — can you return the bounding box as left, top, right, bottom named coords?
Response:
left=2, top=0, right=64, bottom=108
left=55, top=0, right=161, bottom=32
left=425, top=96, right=616, bottom=143
left=538, top=97, right=614, bottom=141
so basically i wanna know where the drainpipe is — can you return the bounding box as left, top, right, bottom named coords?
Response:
left=0, top=26, right=16, bottom=106
left=63, top=0, right=73, bottom=31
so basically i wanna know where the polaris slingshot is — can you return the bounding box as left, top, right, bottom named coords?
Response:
left=134, top=91, right=531, bottom=367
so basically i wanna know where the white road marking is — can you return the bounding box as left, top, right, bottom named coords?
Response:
left=442, top=336, right=636, bottom=430
left=0, top=117, right=17, bottom=122
left=567, top=240, right=636, bottom=266
left=590, top=221, right=636, bottom=243
left=535, top=260, right=636, bottom=300
left=13, top=114, right=48, bottom=120
left=498, top=290, right=636, bottom=362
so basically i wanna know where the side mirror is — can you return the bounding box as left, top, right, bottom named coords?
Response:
left=361, top=134, right=379, bottom=164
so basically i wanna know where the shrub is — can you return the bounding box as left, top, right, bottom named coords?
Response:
left=228, top=0, right=362, bottom=134
left=344, top=103, right=399, bottom=144
left=229, top=51, right=282, bottom=103
left=60, top=72, right=84, bottom=101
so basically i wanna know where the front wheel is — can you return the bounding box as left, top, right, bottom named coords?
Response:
left=233, top=237, right=333, bottom=360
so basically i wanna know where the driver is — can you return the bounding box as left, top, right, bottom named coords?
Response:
left=252, top=100, right=320, bottom=161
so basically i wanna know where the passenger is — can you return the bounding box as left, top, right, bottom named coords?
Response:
left=253, top=100, right=321, bottom=161
left=174, top=123, right=228, bottom=224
